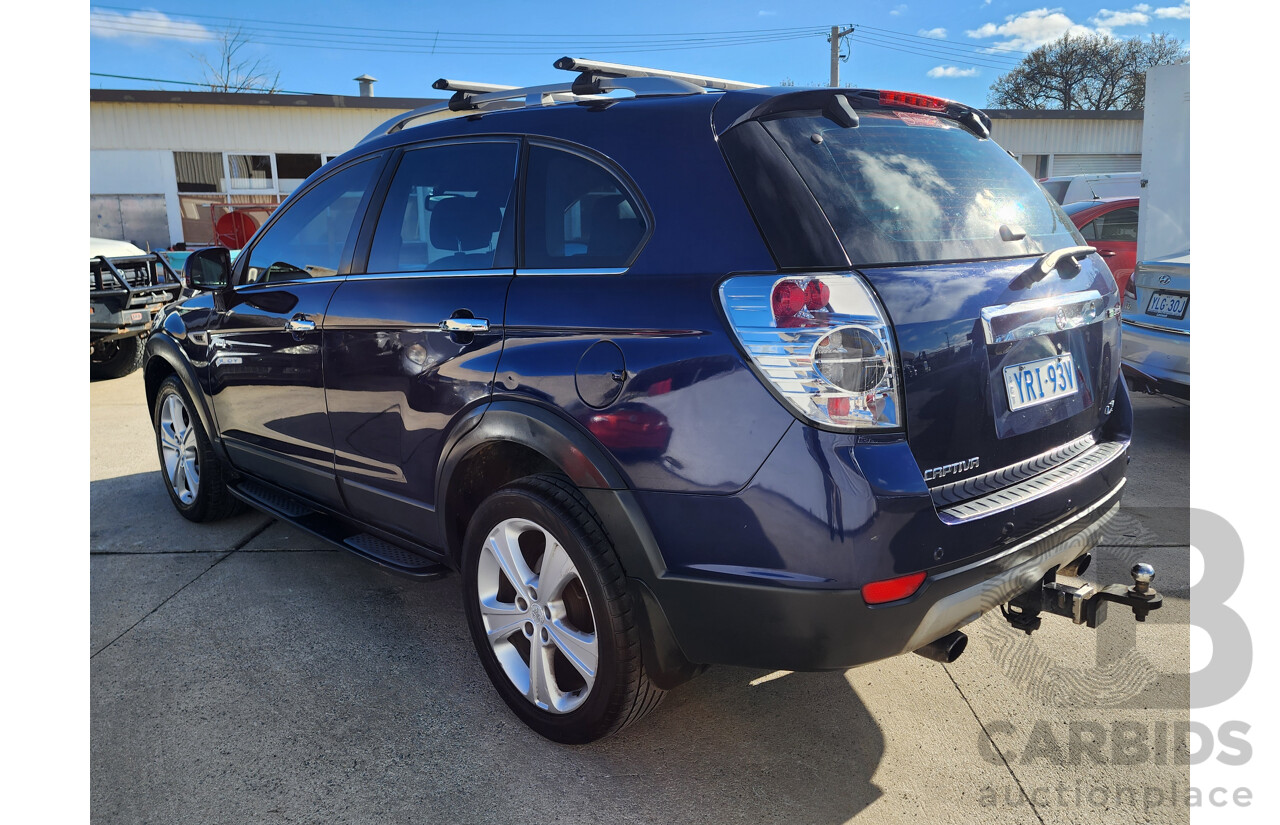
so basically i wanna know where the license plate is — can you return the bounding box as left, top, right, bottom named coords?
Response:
left=1004, top=354, right=1078, bottom=412
left=1146, top=291, right=1188, bottom=319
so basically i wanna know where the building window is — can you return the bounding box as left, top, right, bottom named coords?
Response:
left=276, top=153, right=324, bottom=194
left=228, top=154, right=273, bottom=190
left=174, top=151, right=222, bottom=193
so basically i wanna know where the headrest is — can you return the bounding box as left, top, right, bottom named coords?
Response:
left=430, top=197, right=501, bottom=253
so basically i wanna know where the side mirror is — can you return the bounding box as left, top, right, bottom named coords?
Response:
left=183, top=247, right=233, bottom=291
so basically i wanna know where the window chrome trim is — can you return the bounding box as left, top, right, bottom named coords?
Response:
left=346, top=269, right=516, bottom=280
left=981, top=289, right=1108, bottom=345
left=515, top=268, right=628, bottom=276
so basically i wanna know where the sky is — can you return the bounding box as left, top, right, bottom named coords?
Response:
left=88, top=1, right=1192, bottom=106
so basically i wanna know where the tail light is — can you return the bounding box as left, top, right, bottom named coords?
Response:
left=719, top=273, right=902, bottom=431
left=1122, top=276, right=1138, bottom=315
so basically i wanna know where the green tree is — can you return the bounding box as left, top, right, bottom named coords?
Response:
left=988, top=32, right=1187, bottom=110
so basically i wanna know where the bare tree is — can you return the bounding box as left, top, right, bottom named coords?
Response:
left=989, top=32, right=1187, bottom=110
left=194, top=27, right=281, bottom=93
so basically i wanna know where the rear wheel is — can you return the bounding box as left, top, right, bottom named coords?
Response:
left=152, top=376, right=243, bottom=522
left=90, top=336, right=144, bottom=380
left=462, top=473, right=663, bottom=743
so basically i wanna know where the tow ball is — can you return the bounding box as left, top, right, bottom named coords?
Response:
left=1000, top=557, right=1162, bottom=635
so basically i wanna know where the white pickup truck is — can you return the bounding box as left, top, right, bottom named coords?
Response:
left=1122, top=62, right=1190, bottom=399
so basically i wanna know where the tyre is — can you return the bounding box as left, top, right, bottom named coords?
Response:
left=90, top=336, right=144, bottom=380
left=461, top=473, right=664, bottom=743
left=152, top=375, right=244, bottom=522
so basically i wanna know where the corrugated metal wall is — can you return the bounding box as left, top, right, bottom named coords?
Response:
left=90, top=102, right=405, bottom=154
left=989, top=117, right=1143, bottom=156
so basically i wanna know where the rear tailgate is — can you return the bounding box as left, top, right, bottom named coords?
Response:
left=860, top=256, right=1122, bottom=486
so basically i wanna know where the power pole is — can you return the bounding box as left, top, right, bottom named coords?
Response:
left=828, top=25, right=856, bottom=87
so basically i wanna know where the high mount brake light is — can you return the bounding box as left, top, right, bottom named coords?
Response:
left=879, top=90, right=947, bottom=111
left=720, top=273, right=902, bottom=431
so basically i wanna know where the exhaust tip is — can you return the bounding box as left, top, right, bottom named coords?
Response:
left=913, top=630, right=968, bottom=663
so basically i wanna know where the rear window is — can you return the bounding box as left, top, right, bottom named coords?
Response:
left=763, top=111, right=1083, bottom=267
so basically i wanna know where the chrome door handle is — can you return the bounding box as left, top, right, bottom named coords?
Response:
left=440, top=317, right=490, bottom=333
left=286, top=316, right=317, bottom=333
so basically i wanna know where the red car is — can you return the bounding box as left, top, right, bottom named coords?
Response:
left=1062, top=197, right=1139, bottom=296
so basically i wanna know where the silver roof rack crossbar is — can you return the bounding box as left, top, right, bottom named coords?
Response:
left=357, top=57, right=758, bottom=147
left=553, top=56, right=764, bottom=92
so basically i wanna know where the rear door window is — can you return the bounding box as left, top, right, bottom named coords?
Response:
left=763, top=111, right=1083, bottom=266
left=522, top=144, right=649, bottom=270
left=368, top=141, right=520, bottom=273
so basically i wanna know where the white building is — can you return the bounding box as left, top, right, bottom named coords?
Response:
left=90, top=88, right=440, bottom=249
left=987, top=108, right=1145, bottom=179
left=90, top=88, right=1144, bottom=250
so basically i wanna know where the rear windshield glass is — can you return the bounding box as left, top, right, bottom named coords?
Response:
left=763, top=111, right=1083, bottom=267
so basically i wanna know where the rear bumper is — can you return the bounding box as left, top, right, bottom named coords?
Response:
left=1121, top=320, right=1189, bottom=393
left=629, top=479, right=1123, bottom=671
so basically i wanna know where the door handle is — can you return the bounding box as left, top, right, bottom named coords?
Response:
left=440, top=317, right=490, bottom=333
left=286, top=315, right=317, bottom=333
left=1098, top=250, right=1117, bottom=258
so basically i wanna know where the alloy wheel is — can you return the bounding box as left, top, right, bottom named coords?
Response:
left=476, top=517, right=599, bottom=714
left=159, top=393, right=200, bottom=505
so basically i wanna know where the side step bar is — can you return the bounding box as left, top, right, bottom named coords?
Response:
left=229, top=479, right=448, bottom=580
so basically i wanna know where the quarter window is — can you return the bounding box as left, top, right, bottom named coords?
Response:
left=368, top=141, right=519, bottom=273
left=244, top=158, right=378, bottom=285
left=523, top=145, right=648, bottom=269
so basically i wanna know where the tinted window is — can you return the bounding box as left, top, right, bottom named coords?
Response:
left=1040, top=180, right=1069, bottom=203
left=1098, top=206, right=1139, bottom=242
left=368, top=142, right=518, bottom=273
left=523, top=145, right=647, bottom=269
left=763, top=111, right=1082, bottom=266
left=244, top=158, right=377, bottom=285
left=1078, top=218, right=1099, bottom=241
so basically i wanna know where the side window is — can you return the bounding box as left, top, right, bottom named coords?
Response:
left=1078, top=218, right=1099, bottom=242
left=1098, top=207, right=1139, bottom=242
left=523, top=145, right=648, bottom=270
left=243, top=158, right=378, bottom=285
left=368, top=142, right=519, bottom=273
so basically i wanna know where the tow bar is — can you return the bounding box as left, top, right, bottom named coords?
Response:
left=1000, top=555, right=1162, bottom=635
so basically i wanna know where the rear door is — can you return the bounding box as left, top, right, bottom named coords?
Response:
left=323, top=139, right=520, bottom=544
left=1078, top=203, right=1139, bottom=292
left=208, top=155, right=384, bottom=507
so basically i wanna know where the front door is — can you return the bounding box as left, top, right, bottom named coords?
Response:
left=209, top=155, right=383, bottom=507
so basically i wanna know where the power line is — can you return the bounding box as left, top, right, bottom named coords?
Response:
left=855, top=23, right=1032, bottom=56
left=90, top=17, right=825, bottom=56
left=91, top=6, right=826, bottom=41
left=853, top=30, right=1023, bottom=66
left=89, top=71, right=321, bottom=95
left=848, top=35, right=1020, bottom=72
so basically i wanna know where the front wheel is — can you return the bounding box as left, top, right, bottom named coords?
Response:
left=461, top=474, right=663, bottom=743
left=152, top=375, right=243, bottom=522
left=90, top=336, right=144, bottom=380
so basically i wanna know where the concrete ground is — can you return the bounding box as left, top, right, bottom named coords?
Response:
left=91, top=372, right=1190, bottom=825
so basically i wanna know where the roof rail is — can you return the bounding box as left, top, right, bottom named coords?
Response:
left=552, top=57, right=764, bottom=92
left=355, top=57, right=762, bottom=147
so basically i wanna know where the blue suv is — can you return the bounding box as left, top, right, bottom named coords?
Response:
left=146, top=59, right=1134, bottom=742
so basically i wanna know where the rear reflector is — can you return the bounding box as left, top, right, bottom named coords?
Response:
left=862, top=571, right=926, bottom=604
left=879, top=90, right=947, bottom=111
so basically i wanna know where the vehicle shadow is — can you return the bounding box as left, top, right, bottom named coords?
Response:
left=91, top=536, right=886, bottom=825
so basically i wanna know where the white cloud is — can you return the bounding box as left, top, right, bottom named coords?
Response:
left=965, top=8, right=1097, bottom=51
left=1092, top=8, right=1151, bottom=27
left=758, top=10, right=778, bottom=16
left=90, top=9, right=211, bottom=42
left=890, top=4, right=908, bottom=16
left=918, top=27, right=948, bottom=38
left=1155, top=2, right=1190, bottom=18
left=928, top=65, right=980, bottom=77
